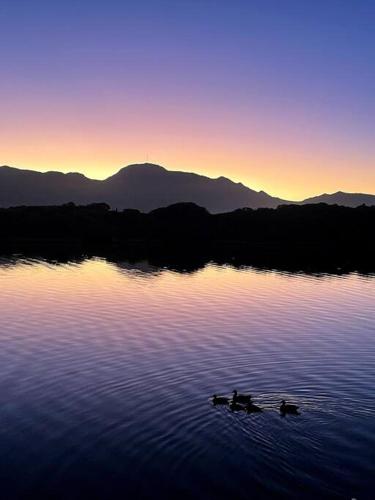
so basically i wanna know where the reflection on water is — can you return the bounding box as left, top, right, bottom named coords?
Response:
left=0, top=257, right=374, bottom=499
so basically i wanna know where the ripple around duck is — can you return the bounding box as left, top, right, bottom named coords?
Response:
left=0, top=258, right=375, bottom=498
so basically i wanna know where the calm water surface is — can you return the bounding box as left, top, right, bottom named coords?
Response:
left=0, top=258, right=374, bottom=499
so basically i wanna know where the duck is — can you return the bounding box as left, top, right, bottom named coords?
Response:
left=232, top=390, right=252, bottom=404
left=280, top=400, right=299, bottom=414
left=229, top=400, right=246, bottom=412
left=245, top=401, right=262, bottom=413
left=212, top=394, right=230, bottom=405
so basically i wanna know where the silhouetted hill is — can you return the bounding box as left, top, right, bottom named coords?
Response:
left=0, top=166, right=100, bottom=206
left=301, top=191, right=375, bottom=207
left=100, top=164, right=287, bottom=211
left=1, top=164, right=374, bottom=211
left=0, top=164, right=286, bottom=212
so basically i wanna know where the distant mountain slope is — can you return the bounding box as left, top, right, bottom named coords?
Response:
left=302, top=191, right=375, bottom=207
left=0, top=165, right=100, bottom=207
left=100, top=164, right=287, bottom=211
left=1, top=163, right=374, bottom=211
left=0, top=163, right=287, bottom=212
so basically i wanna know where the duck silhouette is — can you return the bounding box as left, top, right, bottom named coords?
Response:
left=280, top=400, right=299, bottom=414
left=232, top=390, right=252, bottom=404
left=229, top=400, right=246, bottom=412
left=212, top=394, right=230, bottom=405
left=245, top=401, right=262, bottom=413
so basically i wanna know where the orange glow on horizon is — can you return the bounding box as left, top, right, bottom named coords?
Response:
left=2, top=93, right=374, bottom=201
left=2, top=150, right=374, bottom=202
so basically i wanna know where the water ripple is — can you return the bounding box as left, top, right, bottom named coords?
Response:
left=0, top=258, right=374, bottom=498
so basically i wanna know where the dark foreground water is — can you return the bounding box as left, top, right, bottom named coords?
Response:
left=0, top=257, right=374, bottom=499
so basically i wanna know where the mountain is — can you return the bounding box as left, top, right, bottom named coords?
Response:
left=100, top=164, right=288, bottom=211
left=0, top=165, right=100, bottom=207
left=1, top=163, right=374, bottom=212
left=0, top=163, right=287, bottom=212
left=301, top=191, right=375, bottom=207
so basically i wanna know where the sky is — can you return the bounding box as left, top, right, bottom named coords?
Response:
left=0, top=0, right=374, bottom=200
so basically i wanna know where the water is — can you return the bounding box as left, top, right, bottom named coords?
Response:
left=0, top=257, right=374, bottom=499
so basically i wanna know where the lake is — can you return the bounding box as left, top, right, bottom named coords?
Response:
left=0, top=257, right=374, bottom=499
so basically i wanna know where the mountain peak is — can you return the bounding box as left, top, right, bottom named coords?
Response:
left=1, top=163, right=375, bottom=212
left=117, top=163, right=167, bottom=175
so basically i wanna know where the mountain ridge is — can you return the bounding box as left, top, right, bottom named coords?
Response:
left=0, top=163, right=374, bottom=211
left=301, top=191, right=375, bottom=207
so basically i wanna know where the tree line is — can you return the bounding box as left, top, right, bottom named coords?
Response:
left=0, top=201, right=374, bottom=273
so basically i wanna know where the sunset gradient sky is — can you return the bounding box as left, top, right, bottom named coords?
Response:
left=1, top=0, right=374, bottom=200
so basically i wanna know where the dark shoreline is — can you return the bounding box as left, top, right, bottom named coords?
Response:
left=1, top=201, right=374, bottom=275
